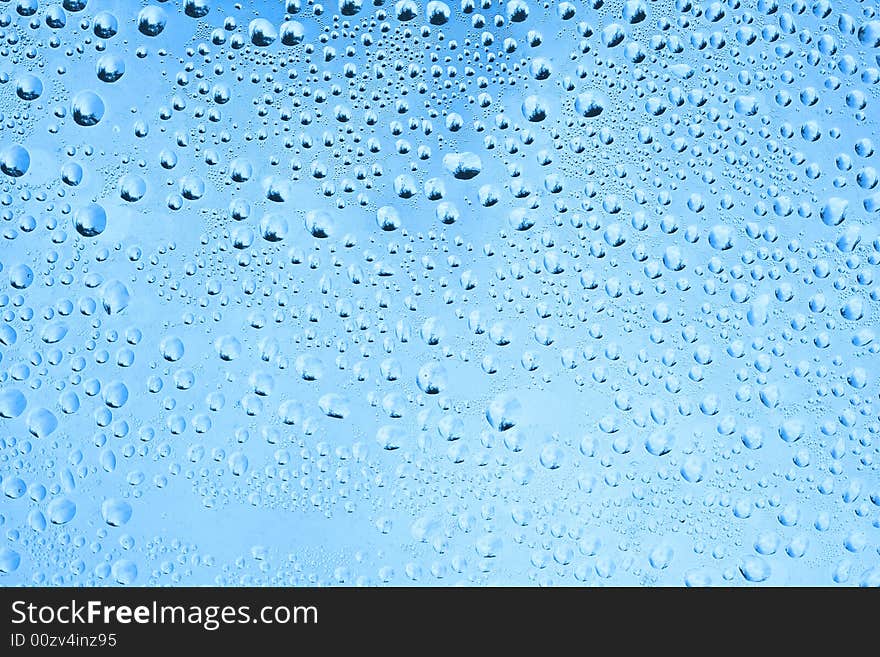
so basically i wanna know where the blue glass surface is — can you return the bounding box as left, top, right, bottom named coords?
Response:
left=0, top=0, right=879, bottom=586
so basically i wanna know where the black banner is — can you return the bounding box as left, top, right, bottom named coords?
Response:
left=0, top=586, right=866, bottom=650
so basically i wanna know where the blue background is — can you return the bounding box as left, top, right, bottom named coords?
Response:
left=1, top=0, right=879, bottom=586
